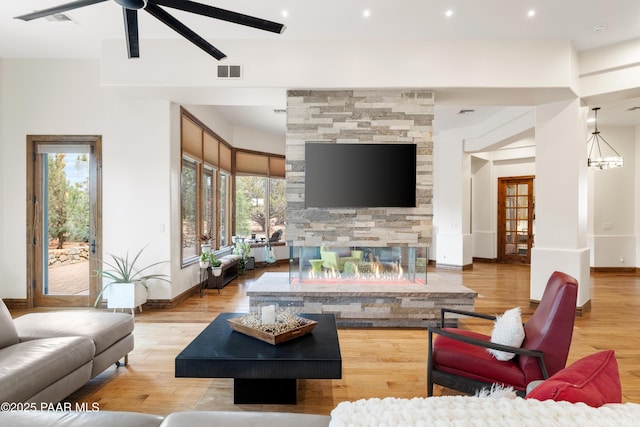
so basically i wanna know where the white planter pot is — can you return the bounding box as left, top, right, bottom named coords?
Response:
left=201, top=244, right=212, bottom=253
left=106, top=282, right=147, bottom=310
left=199, top=261, right=210, bottom=269
left=212, top=266, right=222, bottom=276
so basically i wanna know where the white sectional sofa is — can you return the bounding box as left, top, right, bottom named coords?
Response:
left=0, top=298, right=134, bottom=405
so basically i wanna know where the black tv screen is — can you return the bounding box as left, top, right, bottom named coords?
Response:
left=305, top=143, right=417, bottom=208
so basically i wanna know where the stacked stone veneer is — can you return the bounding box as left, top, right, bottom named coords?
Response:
left=285, top=89, right=433, bottom=248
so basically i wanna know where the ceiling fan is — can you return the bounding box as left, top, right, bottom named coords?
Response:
left=15, top=0, right=286, bottom=60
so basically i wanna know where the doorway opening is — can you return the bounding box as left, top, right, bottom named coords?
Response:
left=26, top=136, right=102, bottom=307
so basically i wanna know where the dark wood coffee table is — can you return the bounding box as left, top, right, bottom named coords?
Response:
left=175, top=312, right=342, bottom=404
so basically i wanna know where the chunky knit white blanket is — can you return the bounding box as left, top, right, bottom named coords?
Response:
left=329, top=396, right=640, bottom=427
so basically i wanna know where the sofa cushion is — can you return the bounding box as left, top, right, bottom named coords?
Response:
left=0, top=336, right=95, bottom=403
left=0, top=299, right=19, bottom=349
left=487, top=307, right=525, bottom=361
left=14, top=311, right=134, bottom=354
left=161, top=411, right=330, bottom=427
left=0, top=410, right=163, bottom=427
left=526, top=350, right=622, bottom=407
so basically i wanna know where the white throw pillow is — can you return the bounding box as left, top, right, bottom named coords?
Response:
left=487, top=307, right=525, bottom=361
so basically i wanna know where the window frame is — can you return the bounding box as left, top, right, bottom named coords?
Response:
left=180, top=107, right=233, bottom=268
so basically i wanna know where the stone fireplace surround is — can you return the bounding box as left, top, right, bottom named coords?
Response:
left=246, top=90, right=476, bottom=327
left=284, top=89, right=433, bottom=249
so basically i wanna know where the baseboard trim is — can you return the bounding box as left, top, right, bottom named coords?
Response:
left=145, top=283, right=202, bottom=310
left=530, top=298, right=591, bottom=317
left=472, top=257, right=498, bottom=263
left=435, top=263, right=474, bottom=271
left=2, top=298, right=29, bottom=309
left=590, top=266, right=636, bottom=273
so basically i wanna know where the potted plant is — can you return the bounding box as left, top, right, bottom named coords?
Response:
left=233, top=241, right=252, bottom=275
left=199, top=251, right=210, bottom=269
left=209, top=252, right=223, bottom=276
left=94, top=247, right=169, bottom=311
left=199, top=232, right=213, bottom=253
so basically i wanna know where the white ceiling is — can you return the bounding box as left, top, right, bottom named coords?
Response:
left=2, top=0, right=640, bottom=135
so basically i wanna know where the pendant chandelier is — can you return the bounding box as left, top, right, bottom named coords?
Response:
left=587, top=107, right=623, bottom=170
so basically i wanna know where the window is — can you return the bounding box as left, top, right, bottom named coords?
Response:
left=181, top=157, right=198, bottom=261
left=202, top=165, right=215, bottom=245
left=219, top=172, right=230, bottom=247
left=180, top=108, right=231, bottom=266
left=235, top=151, right=286, bottom=242
left=179, top=108, right=284, bottom=266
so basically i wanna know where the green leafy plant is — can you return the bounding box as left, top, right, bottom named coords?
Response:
left=94, top=246, right=169, bottom=307
left=233, top=241, right=252, bottom=274
left=208, top=252, right=222, bottom=268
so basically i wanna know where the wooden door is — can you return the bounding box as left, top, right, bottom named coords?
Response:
left=26, top=136, right=102, bottom=307
left=497, top=176, right=534, bottom=264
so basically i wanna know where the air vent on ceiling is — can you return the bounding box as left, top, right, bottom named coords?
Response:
left=45, top=13, right=73, bottom=22
left=457, top=109, right=476, bottom=115
left=217, top=65, right=242, bottom=79
left=627, top=106, right=640, bottom=111
left=273, top=109, right=287, bottom=114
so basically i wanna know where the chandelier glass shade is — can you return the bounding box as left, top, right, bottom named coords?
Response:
left=587, top=107, right=623, bottom=170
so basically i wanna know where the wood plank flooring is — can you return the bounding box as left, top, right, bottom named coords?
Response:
left=16, top=262, right=640, bottom=416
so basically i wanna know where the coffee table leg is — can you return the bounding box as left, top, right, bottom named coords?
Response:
left=233, top=378, right=297, bottom=404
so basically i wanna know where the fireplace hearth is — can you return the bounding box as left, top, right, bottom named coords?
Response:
left=246, top=244, right=476, bottom=328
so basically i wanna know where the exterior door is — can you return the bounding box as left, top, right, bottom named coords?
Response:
left=497, top=176, right=534, bottom=264
left=27, top=136, right=102, bottom=307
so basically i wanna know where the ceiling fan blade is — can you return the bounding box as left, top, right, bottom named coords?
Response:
left=152, top=0, right=285, bottom=34
left=123, top=8, right=140, bottom=58
left=144, top=3, right=226, bottom=60
left=14, top=0, right=108, bottom=21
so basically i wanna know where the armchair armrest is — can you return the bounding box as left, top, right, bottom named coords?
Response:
left=427, top=326, right=549, bottom=379
left=440, top=307, right=496, bottom=328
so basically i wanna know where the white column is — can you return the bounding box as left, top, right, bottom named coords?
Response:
left=434, top=130, right=473, bottom=269
left=531, top=99, right=590, bottom=309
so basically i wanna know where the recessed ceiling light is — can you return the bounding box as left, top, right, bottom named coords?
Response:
left=363, top=9, right=371, bottom=18
left=281, top=10, right=288, bottom=18
left=527, top=9, right=536, bottom=18
left=445, top=9, right=454, bottom=18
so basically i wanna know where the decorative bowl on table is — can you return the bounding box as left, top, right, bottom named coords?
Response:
left=227, top=311, right=317, bottom=345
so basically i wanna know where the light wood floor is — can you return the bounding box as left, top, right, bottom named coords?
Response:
left=17, top=262, right=640, bottom=416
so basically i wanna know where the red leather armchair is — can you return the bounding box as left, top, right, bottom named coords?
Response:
left=427, top=271, right=578, bottom=397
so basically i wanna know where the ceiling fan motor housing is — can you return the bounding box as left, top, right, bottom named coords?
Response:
left=115, top=0, right=148, bottom=10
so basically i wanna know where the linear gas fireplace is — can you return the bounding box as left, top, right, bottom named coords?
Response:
left=289, top=245, right=428, bottom=285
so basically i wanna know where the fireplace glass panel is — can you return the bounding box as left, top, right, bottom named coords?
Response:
left=288, top=244, right=428, bottom=284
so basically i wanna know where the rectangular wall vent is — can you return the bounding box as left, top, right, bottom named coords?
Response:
left=217, top=65, right=242, bottom=79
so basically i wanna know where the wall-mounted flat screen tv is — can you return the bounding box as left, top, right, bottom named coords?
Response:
left=305, top=143, right=417, bottom=208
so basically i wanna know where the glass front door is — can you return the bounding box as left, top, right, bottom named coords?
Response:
left=27, top=136, right=102, bottom=307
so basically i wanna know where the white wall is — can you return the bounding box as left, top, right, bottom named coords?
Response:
left=470, top=145, right=536, bottom=261
left=233, top=127, right=285, bottom=155
left=0, top=58, right=173, bottom=299
left=588, top=125, right=636, bottom=268
left=0, top=59, right=286, bottom=301
left=0, top=59, right=4, bottom=293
